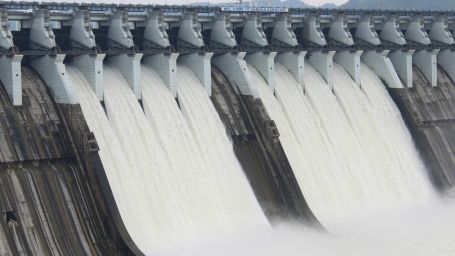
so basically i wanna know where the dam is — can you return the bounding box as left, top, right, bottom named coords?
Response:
left=0, top=2, right=454, bottom=255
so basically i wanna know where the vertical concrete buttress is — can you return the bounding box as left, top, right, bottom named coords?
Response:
left=245, top=52, right=277, bottom=91
left=362, top=50, right=403, bottom=88
left=107, top=11, right=142, bottom=99
left=389, top=50, right=415, bottom=88
left=73, top=54, right=106, bottom=100
left=334, top=50, right=363, bottom=86
left=179, top=53, right=214, bottom=96
left=308, top=50, right=335, bottom=89
left=30, top=10, right=75, bottom=104
left=0, top=9, right=22, bottom=105
left=109, top=54, right=144, bottom=99
left=212, top=52, right=257, bottom=97
left=71, top=11, right=104, bottom=100
left=413, top=49, right=439, bottom=87
left=438, top=49, right=455, bottom=85
left=0, top=55, right=23, bottom=105
left=31, top=54, right=76, bottom=103
left=142, top=13, right=178, bottom=97
left=276, top=51, right=306, bottom=90
left=143, top=53, right=179, bottom=97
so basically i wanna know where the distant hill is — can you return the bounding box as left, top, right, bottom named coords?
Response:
left=342, top=0, right=455, bottom=10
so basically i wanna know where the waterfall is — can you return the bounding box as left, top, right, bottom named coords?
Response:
left=248, top=62, right=434, bottom=228
left=69, top=64, right=268, bottom=254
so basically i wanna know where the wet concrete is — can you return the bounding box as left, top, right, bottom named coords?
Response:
left=211, top=66, right=321, bottom=227
left=390, top=65, right=455, bottom=192
left=0, top=67, right=132, bottom=255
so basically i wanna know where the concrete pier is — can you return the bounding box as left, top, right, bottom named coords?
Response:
left=308, top=51, right=335, bottom=89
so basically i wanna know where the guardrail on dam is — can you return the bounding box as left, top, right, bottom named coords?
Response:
left=1, top=2, right=455, bottom=255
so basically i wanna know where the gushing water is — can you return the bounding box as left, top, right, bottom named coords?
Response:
left=249, top=62, right=434, bottom=228
left=174, top=65, right=268, bottom=228
left=67, top=66, right=152, bottom=253
left=70, top=64, right=268, bottom=254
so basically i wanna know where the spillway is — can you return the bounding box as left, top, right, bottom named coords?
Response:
left=174, top=65, right=269, bottom=227
left=4, top=3, right=455, bottom=254
left=249, top=61, right=434, bottom=227
left=69, top=63, right=268, bottom=254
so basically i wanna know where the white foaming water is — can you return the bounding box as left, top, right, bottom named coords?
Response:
left=70, top=64, right=267, bottom=254
left=67, top=66, right=153, bottom=253
left=174, top=65, right=268, bottom=228
left=105, top=65, right=269, bottom=253
left=249, top=62, right=434, bottom=227
left=331, top=63, right=434, bottom=213
left=163, top=200, right=455, bottom=256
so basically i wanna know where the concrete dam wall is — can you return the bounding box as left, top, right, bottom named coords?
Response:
left=0, top=2, right=453, bottom=255
left=0, top=67, right=131, bottom=255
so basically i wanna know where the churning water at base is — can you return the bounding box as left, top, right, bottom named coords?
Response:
left=163, top=199, right=455, bottom=256
left=69, top=64, right=267, bottom=254
left=249, top=62, right=434, bottom=227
